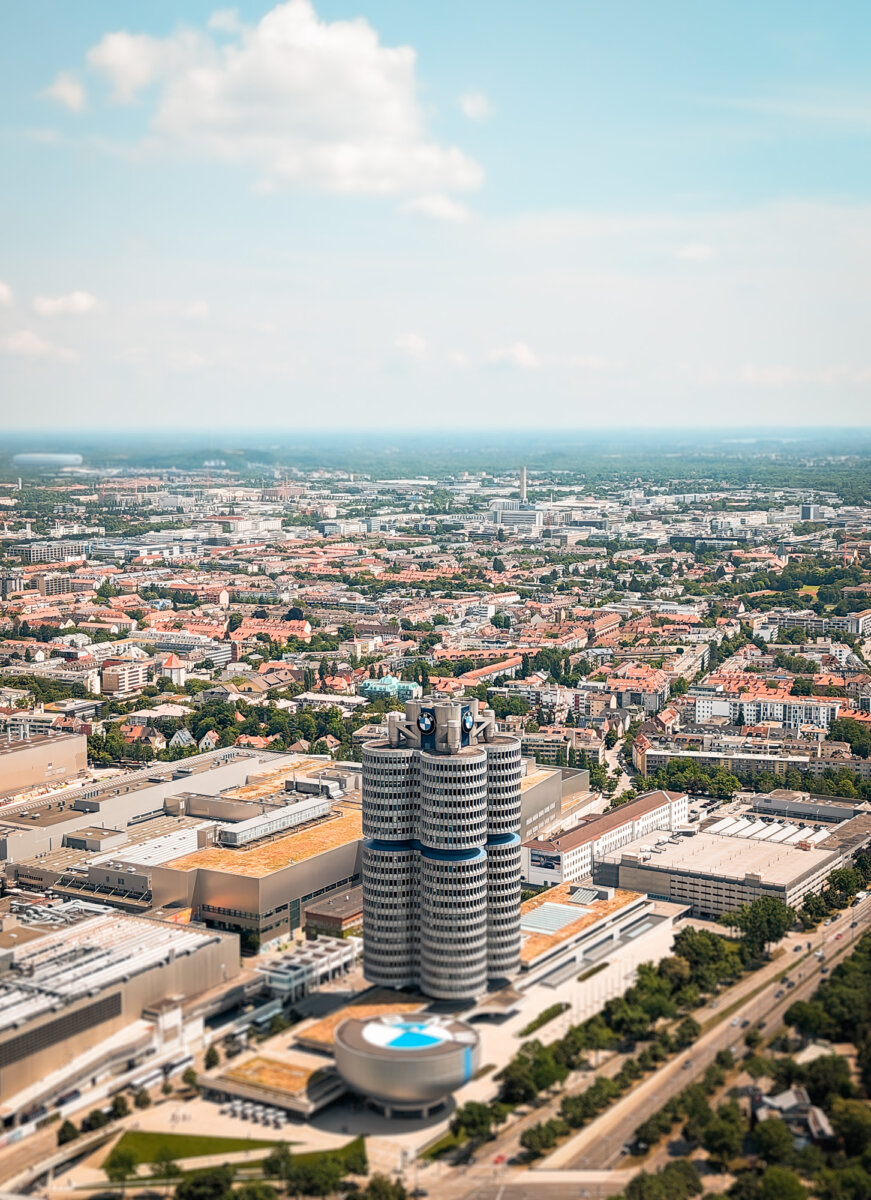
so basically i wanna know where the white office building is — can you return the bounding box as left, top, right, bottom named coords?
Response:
left=361, top=698, right=522, bottom=1002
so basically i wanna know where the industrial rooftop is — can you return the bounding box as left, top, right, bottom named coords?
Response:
left=164, top=804, right=362, bottom=876
left=0, top=903, right=224, bottom=1036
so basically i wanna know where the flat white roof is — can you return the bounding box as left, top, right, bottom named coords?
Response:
left=607, top=829, right=835, bottom=887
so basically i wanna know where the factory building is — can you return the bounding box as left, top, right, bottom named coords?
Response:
left=0, top=732, right=87, bottom=796
left=0, top=902, right=242, bottom=1125
left=361, top=697, right=522, bottom=1002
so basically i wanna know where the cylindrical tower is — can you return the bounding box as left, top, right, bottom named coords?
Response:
left=485, top=738, right=522, bottom=835
left=362, top=698, right=522, bottom=1003
left=485, top=737, right=522, bottom=978
left=419, top=847, right=488, bottom=1000
left=419, top=748, right=488, bottom=849
left=485, top=834, right=522, bottom=978
left=362, top=744, right=418, bottom=841
left=361, top=841, right=418, bottom=988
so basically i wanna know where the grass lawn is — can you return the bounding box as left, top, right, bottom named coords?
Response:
left=107, top=1130, right=280, bottom=1166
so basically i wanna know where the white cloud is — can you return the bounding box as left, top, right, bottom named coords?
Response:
left=208, top=8, right=244, bottom=33
left=0, top=281, right=12, bottom=307
left=182, top=300, right=210, bottom=319
left=82, top=0, right=483, bottom=199
left=677, top=242, right=715, bottom=262
left=569, top=354, right=610, bottom=371
left=43, top=71, right=86, bottom=112
left=33, top=291, right=98, bottom=316
left=395, top=332, right=427, bottom=357
left=448, top=350, right=468, bottom=367
left=2, top=330, right=75, bottom=361
left=490, top=342, right=540, bottom=368
left=459, top=91, right=492, bottom=121
left=742, top=363, right=871, bottom=386
left=401, top=194, right=469, bottom=223
left=169, top=350, right=207, bottom=369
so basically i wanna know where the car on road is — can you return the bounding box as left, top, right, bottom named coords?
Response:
left=731, top=1018, right=740, bottom=1026
left=821, top=966, right=829, bottom=973
left=793, top=945, right=802, bottom=952
left=835, top=933, right=843, bottom=940
left=682, top=1059, right=693, bottom=1070
left=775, top=989, right=784, bottom=998
left=851, top=921, right=859, bottom=928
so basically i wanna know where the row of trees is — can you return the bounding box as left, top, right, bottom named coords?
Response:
left=495, top=925, right=745, bottom=1112
left=796, top=856, right=871, bottom=927
left=629, top=933, right=871, bottom=1200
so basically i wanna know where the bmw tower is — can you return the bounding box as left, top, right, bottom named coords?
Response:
left=361, top=697, right=522, bottom=1001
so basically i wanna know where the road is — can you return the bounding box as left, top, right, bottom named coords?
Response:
left=419, top=900, right=871, bottom=1200
left=558, top=900, right=871, bottom=1170
left=603, top=741, right=633, bottom=796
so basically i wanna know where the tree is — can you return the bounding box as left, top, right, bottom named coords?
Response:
left=241, top=929, right=261, bottom=956
left=236, top=1185, right=278, bottom=1200
left=104, top=1146, right=138, bottom=1185
left=752, top=1116, right=794, bottom=1164
left=759, top=1167, right=806, bottom=1200
left=450, top=1101, right=493, bottom=1142
left=134, top=1087, right=152, bottom=1108
left=341, top=1140, right=368, bottom=1176
left=152, top=1147, right=181, bottom=1182
left=721, top=896, right=794, bottom=958
left=57, top=1119, right=79, bottom=1145
left=624, top=1160, right=702, bottom=1200
left=701, top=1112, right=743, bottom=1169
left=803, top=1055, right=855, bottom=1107
left=182, top=1066, right=199, bottom=1092
left=520, top=1120, right=560, bottom=1157
left=830, top=1096, right=871, bottom=1156
left=205, top=1045, right=220, bottom=1070
left=674, top=1017, right=701, bottom=1049
left=361, top=1176, right=406, bottom=1200
left=175, top=1165, right=235, bottom=1200
left=110, top=1093, right=130, bottom=1119
left=264, top=1143, right=294, bottom=1181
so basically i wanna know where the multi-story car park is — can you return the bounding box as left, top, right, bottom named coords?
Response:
left=592, top=814, right=871, bottom=917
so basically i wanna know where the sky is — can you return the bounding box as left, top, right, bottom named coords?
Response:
left=2, top=0, right=871, bottom=432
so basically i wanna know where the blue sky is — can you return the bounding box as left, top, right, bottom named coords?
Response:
left=2, top=0, right=871, bottom=430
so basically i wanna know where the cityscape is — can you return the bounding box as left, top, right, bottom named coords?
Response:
left=0, top=438, right=868, bottom=1200
left=2, top=5, right=871, bottom=1200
